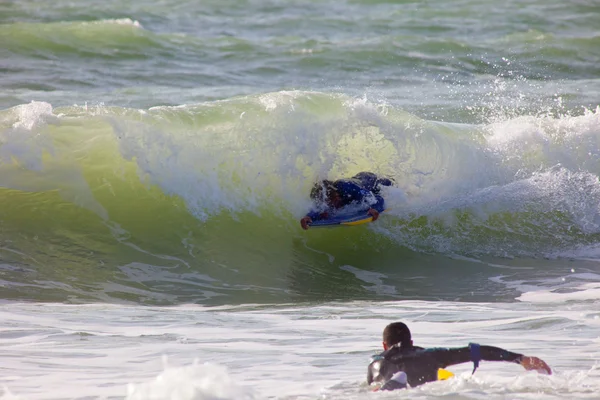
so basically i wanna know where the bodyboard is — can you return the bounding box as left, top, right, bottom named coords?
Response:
left=308, top=204, right=385, bottom=228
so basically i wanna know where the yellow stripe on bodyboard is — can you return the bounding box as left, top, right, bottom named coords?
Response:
left=437, top=368, right=455, bottom=380
left=340, top=216, right=374, bottom=226
left=339, top=208, right=388, bottom=226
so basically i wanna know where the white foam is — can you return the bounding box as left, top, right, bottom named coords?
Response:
left=90, top=18, right=143, bottom=29
left=257, top=90, right=315, bottom=111
left=340, top=265, right=397, bottom=295
left=2, top=301, right=600, bottom=400
left=0, top=387, right=22, bottom=400
left=111, top=92, right=394, bottom=220
left=9, top=101, right=56, bottom=131
left=517, top=282, right=600, bottom=303
left=126, top=362, right=254, bottom=400
left=486, top=106, right=600, bottom=175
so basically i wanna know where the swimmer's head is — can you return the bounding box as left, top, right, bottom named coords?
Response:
left=383, top=322, right=413, bottom=350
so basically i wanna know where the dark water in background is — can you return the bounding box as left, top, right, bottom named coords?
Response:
left=1, top=0, right=600, bottom=305
left=2, top=0, right=599, bottom=116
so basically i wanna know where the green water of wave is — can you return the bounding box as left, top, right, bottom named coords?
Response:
left=0, top=181, right=593, bottom=305
left=1, top=93, right=600, bottom=304
left=1, top=19, right=166, bottom=59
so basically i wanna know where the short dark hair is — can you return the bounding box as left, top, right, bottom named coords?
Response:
left=310, top=180, right=336, bottom=201
left=383, top=322, right=411, bottom=347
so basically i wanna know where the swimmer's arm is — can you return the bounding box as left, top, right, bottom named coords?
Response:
left=364, top=195, right=384, bottom=221
left=371, top=195, right=385, bottom=210
left=426, top=345, right=521, bottom=368
left=427, top=345, right=551, bottom=374
left=301, top=208, right=332, bottom=229
left=306, top=209, right=326, bottom=220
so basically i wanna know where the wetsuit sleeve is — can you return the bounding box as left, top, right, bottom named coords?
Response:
left=480, top=345, right=523, bottom=363
left=306, top=209, right=325, bottom=220
left=425, top=345, right=523, bottom=369
left=377, top=177, right=393, bottom=187
left=372, top=195, right=385, bottom=211
left=352, top=172, right=393, bottom=193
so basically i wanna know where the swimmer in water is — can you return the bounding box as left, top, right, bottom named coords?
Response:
left=367, top=322, right=552, bottom=390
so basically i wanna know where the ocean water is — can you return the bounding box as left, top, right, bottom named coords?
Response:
left=1, top=0, right=600, bottom=399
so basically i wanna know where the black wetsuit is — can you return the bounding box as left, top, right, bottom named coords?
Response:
left=367, top=343, right=524, bottom=390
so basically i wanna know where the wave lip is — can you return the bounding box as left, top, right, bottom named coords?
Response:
left=0, top=18, right=160, bottom=59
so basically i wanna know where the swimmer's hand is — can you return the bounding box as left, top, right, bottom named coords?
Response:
left=300, top=216, right=312, bottom=230
left=520, top=356, right=552, bottom=375
left=367, top=208, right=379, bottom=221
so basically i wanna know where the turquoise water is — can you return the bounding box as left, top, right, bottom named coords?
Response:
left=1, top=0, right=600, bottom=398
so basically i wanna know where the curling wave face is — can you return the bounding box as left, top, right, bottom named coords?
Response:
left=1, top=92, right=600, bottom=304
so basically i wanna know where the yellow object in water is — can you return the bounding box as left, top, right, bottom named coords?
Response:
left=339, top=209, right=387, bottom=226
left=437, top=368, right=455, bottom=380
